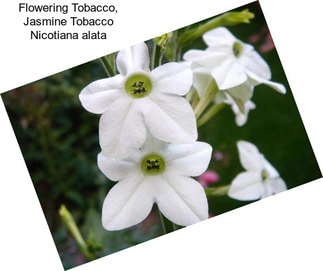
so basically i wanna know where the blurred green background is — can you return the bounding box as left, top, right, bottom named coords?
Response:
left=1, top=2, right=321, bottom=270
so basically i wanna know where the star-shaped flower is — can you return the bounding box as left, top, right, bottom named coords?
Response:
left=80, top=42, right=197, bottom=158
left=224, top=94, right=256, bottom=126
left=183, top=27, right=286, bottom=93
left=98, top=136, right=212, bottom=230
left=228, top=140, right=287, bottom=201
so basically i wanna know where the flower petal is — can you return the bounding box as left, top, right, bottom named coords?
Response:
left=270, top=178, right=287, bottom=194
left=239, top=49, right=271, bottom=80
left=151, top=62, right=193, bottom=95
left=141, top=133, right=167, bottom=154
left=155, top=174, right=208, bottom=226
left=226, top=81, right=254, bottom=104
left=211, top=59, right=248, bottom=90
left=228, top=172, right=264, bottom=201
left=183, top=50, right=228, bottom=70
left=102, top=174, right=154, bottom=231
left=262, top=156, right=279, bottom=179
left=99, top=98, right=147, bottom=159
left=79, top=75, right=124, bottom=114
left=144, top=93, right=197, bottom=143
left=164, top=141, right=212, bottom=176
left=262, top=178, right=287, bottom=198
left=247, top=72, right=286, bottom=94
left=191, top=67, right=214, bottom=97
left=97, top=152, right=138, bottom=181
left=237, top=140, right=263, bottom=172
left=203, top=27, right=236, bottom=47
left=230, top=99, right=256, bottom=127
left=116, top=42, right=150, bottom=76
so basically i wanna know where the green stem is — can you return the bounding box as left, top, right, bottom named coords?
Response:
left=108, top=53, right=116, bottom=74
left=179, top=9, right=254, bottom=46
left=197, top=103, right=226, bottom=127
left=205, top=185, right=230, bottom=197
left=59, top=205, right=94, bottom=261
left=157, top=208, right=167, bottom=235
left=172, top=223, right=178, bottom=231
left=100, top=56, right=115, bottom=77
left=194, top=80, right=219, bottom=119
left=151, top=42, right=157, bottom=70
left=191, top=90, right=200, bottom=109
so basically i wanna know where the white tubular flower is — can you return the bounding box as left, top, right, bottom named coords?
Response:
left=98, top=136, right=212, bottom=231
left=224, top=95, right=256, bottom=127
left=183, top=27, right=286, bottom=94
left=228, top=140, right=287, bottom=201
left=79, top=42, right=197, bottom=158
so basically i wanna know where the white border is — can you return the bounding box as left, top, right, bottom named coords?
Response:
left=1, top=0, right=323, bottom=270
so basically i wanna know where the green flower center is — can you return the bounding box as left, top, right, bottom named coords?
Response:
left=141, top=154, right=165, bottom=175
left=233, top=42, right=243, bottom=58
left=125, top=73, right=152, bottom=98
left=261, top=169, right=269, bottom=180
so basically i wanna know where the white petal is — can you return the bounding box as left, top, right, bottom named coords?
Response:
left=215, top=90, right=229, bottom=104
left=247, top=72, right=286, bottom=94
left=262, top=155, right=279, bottom=179
left=155, top=174, right=208, bottom=226
left=231, top=100, right=256, bottom=127
left=183, top=50, right=228, bottom=70
left=237, top=140, right=263, bottom=172
left=116, top=42, right=150, bottom=76
left=102, top=174, right=154, bottom=230
left=99, top=98, right=147, bottom=159
left=262, top=178, right=287, bottom=199
left=228, top=172, right=264, bottom=201
left=262, top=180, right=274, bottom=198
left=239, top=49, right=271, bottom=80
left=97, top=152, right=138, bottom=181
left=226, top=82, right=254, bottom=104
left=79, top=75, right=124, bottom=114
left=203, top=27, right=236, bottom=47
left=191, top=67, right=214, bottom=97
left=270, top=178, right=287, bottom=194
left=211, top=59, right=248, bottom=90
left=141, top=134, right=167, bottom=154
left=164, top=142, right=212, bottom=176
left=151, top=62, right=193, bottom=95
left=144, top=93, right=197, bottom=143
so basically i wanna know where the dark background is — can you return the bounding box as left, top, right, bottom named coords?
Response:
left=1, top=2, right=321, bottom=269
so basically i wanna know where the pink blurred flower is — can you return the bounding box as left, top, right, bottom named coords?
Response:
left=198, top=170, right=220, bottom=188
left=213, top=151, right=224, bottom=161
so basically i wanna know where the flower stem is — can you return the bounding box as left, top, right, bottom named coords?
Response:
left=197, top=103, right=226, bottom=127
left=157, top=208, right=167, bottom=235
left=205, top=185, right=230, bottom=197
left=100, top=55, right=115, bottom=77
left=59, top=205, right=94, bottom=261
left=179, top=9, right=254, bottom=45
left=151, top=41, right=164, bottom=69
left=172, top=223, right=178, bottom=231
left=151, top=42, right=157, bottom=70
left=194, top=80, right=219, bottom=119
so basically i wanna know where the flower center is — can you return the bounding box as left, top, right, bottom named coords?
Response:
left=261, top=169, right=269, bottom=180
left=233, top=42, right=243, bottom=58
left=125, top=73, right=152, bottom=98
left=141, top=154, right=165, bottom=175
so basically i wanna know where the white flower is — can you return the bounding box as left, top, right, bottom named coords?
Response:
left=80, top=42, right=197, bottom=158
left=225, top=95, right=256, bottom=127
left=189, top=69, right=255, bottom=125
left=183, top=27, right=286, bottom=93
left=228, top=140, right=287, bottom=201
left=98, top=136, right=212, bottom=231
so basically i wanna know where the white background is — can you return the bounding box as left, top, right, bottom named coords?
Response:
left=1, top=0, right=323, bottom=270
